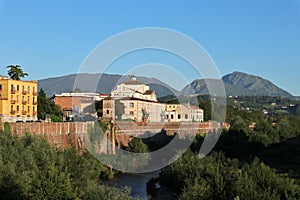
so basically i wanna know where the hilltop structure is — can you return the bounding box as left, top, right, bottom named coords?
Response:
left=0, top=76, right=38, bottom=122
left=103, top=76, right=204, bottom=123
left=111, top=76, right=157, bottom=102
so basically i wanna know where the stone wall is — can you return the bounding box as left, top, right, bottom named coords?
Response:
left=0, top=122, right=92, bottom=149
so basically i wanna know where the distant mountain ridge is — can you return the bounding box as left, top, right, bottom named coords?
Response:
left=38, top=71, right=293, bottom=98
left=181, top=71, right=293, bottom=98
left=38, top=73, right=178, bottom=98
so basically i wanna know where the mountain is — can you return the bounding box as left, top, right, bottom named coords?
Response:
left=38, top=73, right=178, bottom=98
left=39, top=71, right=293, bottom=98
left=181, top=71, right=293, bottom=98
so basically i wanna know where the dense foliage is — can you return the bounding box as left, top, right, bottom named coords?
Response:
left=150, top=95, right=300, bottom=199
left=37, top=89, right=62, bottom=122
left=0, top=130, right=131, bottom=199
left=126, top=138, right=149, bottom=153
left=159, top=151, right=300, bottom=200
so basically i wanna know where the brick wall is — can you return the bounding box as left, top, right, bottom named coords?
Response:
left=54, top=96, right=82, bottom=111
left=0, top=122, right=92, bottom=149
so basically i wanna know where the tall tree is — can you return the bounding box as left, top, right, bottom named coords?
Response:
left=38, top=88, right=62, bottom=121
left=6, top=65, right=28, bottom=80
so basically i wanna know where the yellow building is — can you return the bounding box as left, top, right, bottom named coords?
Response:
left=0, top=76, right=38, bottom=122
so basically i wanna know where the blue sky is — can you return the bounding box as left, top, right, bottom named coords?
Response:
left=0, top=0, right=299, bottom=95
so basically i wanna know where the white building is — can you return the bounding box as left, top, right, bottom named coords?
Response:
left=165, top=104, right=204, bottom=122
left=111, top=76, right=157, bottom=102
left=103, top=76, right=204, bottom=123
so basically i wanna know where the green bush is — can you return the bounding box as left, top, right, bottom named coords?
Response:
left=0, top=131, right=131, bottom=199
left=159, top=151, right=300, bottom=200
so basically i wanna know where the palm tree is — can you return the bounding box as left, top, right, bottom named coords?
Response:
left=6, top=65, right=29, bottom=80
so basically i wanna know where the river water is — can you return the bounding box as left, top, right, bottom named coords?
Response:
left=105, top=171, right=160, bottom=199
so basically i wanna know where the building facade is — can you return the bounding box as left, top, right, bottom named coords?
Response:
left=164, top=104, right=204, bottom=122
left=54, top=92, right=108, bottom=119
left=102, top=96, right=115, bottom=120
left=111, top=76, right=157, bottom=102
left=0, top=76, right=38, bottom=122
left=119, top=97, right=166, bottom=122
left=102, top=76, right=204, bottom=123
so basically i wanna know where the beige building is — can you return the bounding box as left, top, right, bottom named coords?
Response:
left=165, top=104, right=204, bottom=122
left=103, top=96, right=165, bottom=122
left=111, top=76, right=157, bottom=102
left=119, top=97, right=166, bottom=122
left=102, top=96, right=115, bottom=120
left=103, top=76, right=204, bottom=123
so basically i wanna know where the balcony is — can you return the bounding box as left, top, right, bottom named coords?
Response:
left=33, top=101, right=38, bottom=105
left=22, top=101, right=27, bottom=105
left=11, top=100, right=16, bottom=104
left=10, top=110, right=16, bottom=115
left=32, top=91, right=38, bottom=96
left=22, top=91, right=28, bottom=95
left=11, top=89, right=16, bottom=94
left=22, top=111, right=27, bottom=115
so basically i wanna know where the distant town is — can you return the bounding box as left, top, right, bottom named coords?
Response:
left=1, top=68, right=300, bottom=124
left=0, top=67, right=204, bottom=123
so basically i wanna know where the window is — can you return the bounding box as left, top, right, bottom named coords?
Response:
left=22, top=86, right=25, bottom=92
left=17, top=85, right=19, bottom=91
left=11, top=105, right=13, bottom=111
left=27, top=96, right=30, bottom=103
left=17, top=105, right=19, bottom=111
left=22, top=96, right=25, bottom=101
left=33, top=97, right=35, bottom=102
left=178, top=114, right=181, bottom=119
left=28, top=86, right=30, bottom=93
left=0, top=84, right=2, bottom=91
left=129, top=102, right=134, bottom=108
left=22, top=106, right=24, bottom=111
left=106, top=110, right=109, bottom=114
left=171, top=114, right=174, bottom=119
left=185, top=114, right=188, bottom=119
left=166, top=114, right=169, bottom=119
left=33, top=107, right=35, bottom=112
left=130, top=111, right=134, bottom=115
left=28, top=106, right=30, bottom=112
left=11, top=84, right=14, bottom=91
left=11, top=95, right=13, bottom=100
